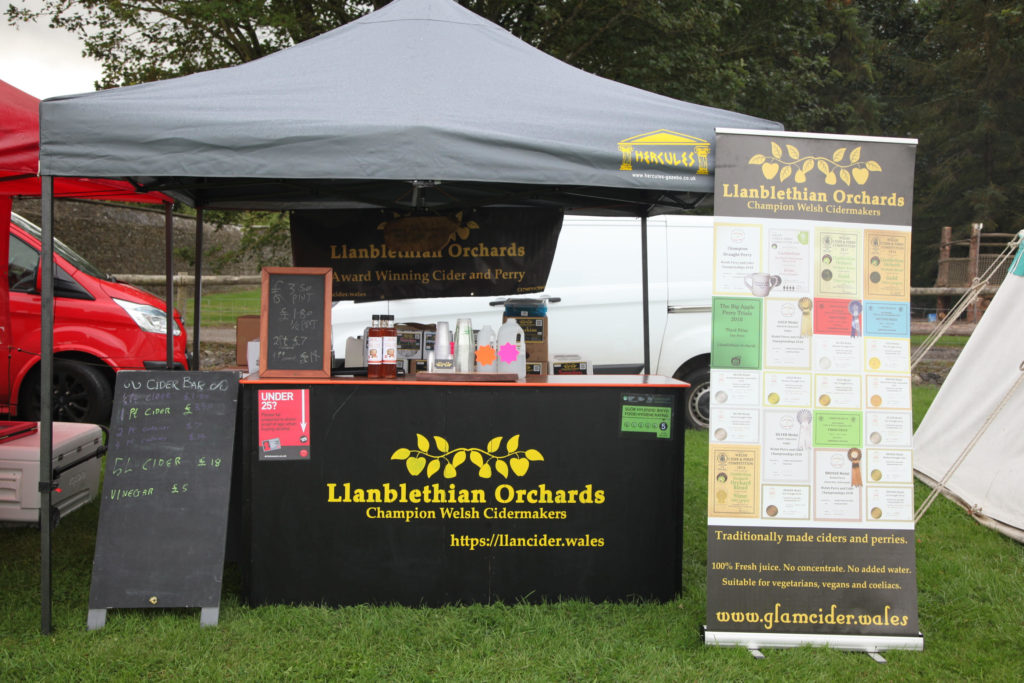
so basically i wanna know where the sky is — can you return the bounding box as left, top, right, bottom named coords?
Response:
left=0, top=1, right=103, bottom=99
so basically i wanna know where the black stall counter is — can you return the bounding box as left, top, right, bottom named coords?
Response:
left=238, top=374, right=686, bottom=606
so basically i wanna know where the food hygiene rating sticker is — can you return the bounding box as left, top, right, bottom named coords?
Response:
left=620, top=393, right=674, bottom=439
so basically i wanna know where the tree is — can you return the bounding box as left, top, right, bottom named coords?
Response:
left=902, top=0, right=1024, bottom=284
left=12, top=0, right=1020, bottom=287
left=4, top=1, right=379, bottom=86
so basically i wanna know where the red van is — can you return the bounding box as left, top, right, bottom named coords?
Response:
left=3, top=212, right=189, bottom=423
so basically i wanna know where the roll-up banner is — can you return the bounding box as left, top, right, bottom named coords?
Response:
left=705, top=129, right=923, bottom=653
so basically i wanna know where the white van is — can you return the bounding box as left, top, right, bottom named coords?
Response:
left=330, top=214, right=713, bottom=427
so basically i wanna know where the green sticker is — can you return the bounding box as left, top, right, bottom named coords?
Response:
left=620, top=394, right=673, bottom=439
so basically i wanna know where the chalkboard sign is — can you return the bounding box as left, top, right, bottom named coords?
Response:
left=259, top=267, right=332, bottom=378
left=87, top=370, right=239, bottom=630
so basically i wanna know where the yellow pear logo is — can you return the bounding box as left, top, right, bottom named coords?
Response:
left=749, top=142, right=882, bottom=185
left=391, top=433, right=544, bottom=479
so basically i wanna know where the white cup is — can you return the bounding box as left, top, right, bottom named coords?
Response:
left=247, top=340, right=260, bottom=375
left=434, top=321, right=451, bottom=360
left=744, top=272, right=781, bottom=297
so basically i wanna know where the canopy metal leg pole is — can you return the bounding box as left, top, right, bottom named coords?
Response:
left=164, top=203, right=174, bottom=368
left=641, top=214, right=651, bottom=374
left=39, top=175, right=55, bottom=635
left=192, top=208, right=204, bottom=369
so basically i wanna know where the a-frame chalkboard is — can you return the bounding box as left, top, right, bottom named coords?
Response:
left=259, top=267, right=332, bottom=378
left=87, top=370, right=239, bottom=630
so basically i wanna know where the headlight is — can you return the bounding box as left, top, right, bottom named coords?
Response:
left=113, top=298, right=181, bottom=336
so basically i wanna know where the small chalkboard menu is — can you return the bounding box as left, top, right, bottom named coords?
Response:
left=259, top=267, right=332, bottom=378
left=87, top=370, right=239, bottom=630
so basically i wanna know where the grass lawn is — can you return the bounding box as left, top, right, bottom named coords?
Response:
left=185, top=287, right=261, bottom=326
left=909, top=334, right=971, bottom=348
left=2, top=385, right=1022, bottom=680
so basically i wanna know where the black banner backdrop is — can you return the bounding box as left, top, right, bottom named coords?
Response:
left=290, top=208, right=562, bottom=300
left=240, top=381, right=684, bottom=606
left=705, top=130, right=922, bottom=652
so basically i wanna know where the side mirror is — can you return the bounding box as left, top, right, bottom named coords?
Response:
left=34, top=256, right=43, bottom=294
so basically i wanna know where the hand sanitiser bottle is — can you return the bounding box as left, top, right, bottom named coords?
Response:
left=495, top=319, right=526, bottom=379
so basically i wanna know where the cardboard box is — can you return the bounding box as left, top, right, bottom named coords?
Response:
left=502, top=315, right=548, bottom=362
left=552, top=360, right=589, bottom=375
left=422, top=330, right=437, bottom=357
left=525, top=361, right=547, bottom=376
left=396, top=326, right=423, bottom=360
left=236, top=315, right=261, bottom=366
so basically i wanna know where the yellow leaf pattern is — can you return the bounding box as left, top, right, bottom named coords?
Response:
left=744, top=142, right=884, bottom=186
left=391, top=434, right=544, bottom=479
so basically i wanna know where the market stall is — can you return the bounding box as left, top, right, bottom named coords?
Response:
left=35, top=0, right=782, bottom=610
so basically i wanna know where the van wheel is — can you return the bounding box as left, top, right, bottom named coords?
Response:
left=19, top=360, right=113, bottom=425
left=679, top=366, right=710, bottom=430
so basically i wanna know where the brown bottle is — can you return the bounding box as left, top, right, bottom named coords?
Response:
left=382, top=315, right=398, bottom=378
left=367, top=314, right=383, bottom=378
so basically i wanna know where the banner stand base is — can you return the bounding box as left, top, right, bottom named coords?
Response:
left=702, top=627, right=924, bottom=655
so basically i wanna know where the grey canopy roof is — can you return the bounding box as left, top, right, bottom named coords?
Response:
left=39, top=0, right=781, bottom=214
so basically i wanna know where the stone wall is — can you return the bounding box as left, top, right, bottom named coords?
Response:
left=11, top=197, right=290, bottom=277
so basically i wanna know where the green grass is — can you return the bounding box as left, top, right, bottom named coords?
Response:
left=179, top=287, right=261, bottom=325
left=2, top=387, right=1022, bottom=680
left=909, top=334, right=971, bottom=348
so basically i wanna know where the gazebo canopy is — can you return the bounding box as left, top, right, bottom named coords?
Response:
left=1, top=79, right=166, bottom=202
left=38, top=0, right=781, bottom=214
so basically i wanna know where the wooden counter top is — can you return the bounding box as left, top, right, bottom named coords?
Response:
left=240, top=373, right=689, bottom=388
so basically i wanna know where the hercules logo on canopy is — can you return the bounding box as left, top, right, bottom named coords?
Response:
left=618, top=129, right=710, bottom=174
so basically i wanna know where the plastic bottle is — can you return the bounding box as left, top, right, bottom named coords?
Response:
left=495, top=318, right=526, bottom=379
left=367, top=314, right=383, bottom=378
left=475, top=325, right=497, bottom=373
left=382, top=315, right=398, bottom=378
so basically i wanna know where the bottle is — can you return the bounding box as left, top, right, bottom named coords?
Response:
left=367, top=314, right=383, bottom=378
left=495, top=318, right=526, bottom=379
left=475, top=325, right=497, bottom=373
left=382, top=315, right=398, bottom=378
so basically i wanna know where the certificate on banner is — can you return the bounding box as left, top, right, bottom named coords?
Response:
left=761, top=484, right=810, bottom=520
left=712, top=297, right=762, bottom=369
left=765, top=227, right=812, bottom=296
left=813, top=334, right=863, bottom=373
left=762, top=409, right=812, bottom=483
left=815, top=228, right=861, bottom=298
left=866, top=486, right=914, bottom=522
left=866, top=449, right=913, bottom=484
left=709, top=444, right=760, bottom=517
left=711, top=370, right=761, bottom=407
left=814, top=449, right=862, bottom=522
left=714, top=223, right=762, bottom=294
left=763, top=372, right=812, bottom=408
left=866, top=374, right=912, bottom=410
left=865, top=410, right=914, bottom=448
left=864, top=229, right=911, bottom=300
left=764, top=299, right=812, bottom=369
left=865, top=337, right=911, bottom=373
left=710, top=407, right=760, bottom=444
left=864, top=300, right=911, bottom=337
